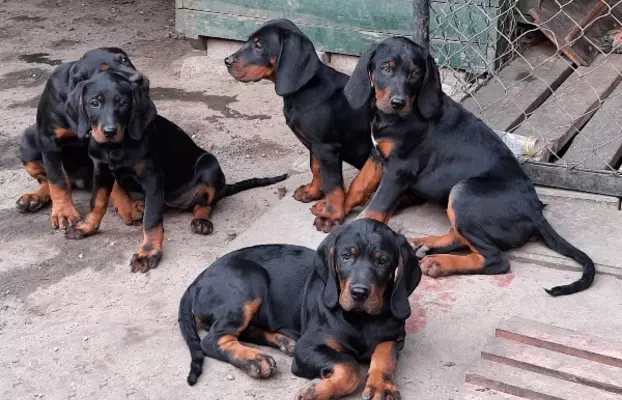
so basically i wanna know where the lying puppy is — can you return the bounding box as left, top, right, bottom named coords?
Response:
left=179, top=218, right=421, bottom=400
left=225, top=19, right=380, bottom=233
left=63, top=70, right=287, bottom=273
left=17, top=47, right=143, bottom=229
left=343, top=36, right=595, bottom=296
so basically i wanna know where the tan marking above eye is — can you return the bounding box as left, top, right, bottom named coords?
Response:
left=374, top=251, right=383, bottom=259
left=350, top=247, right=358, bottom=255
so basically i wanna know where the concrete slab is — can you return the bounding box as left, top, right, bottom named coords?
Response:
left=535, top=186, right=620, bottom=210
left=396, top=201, right=622, bottom=278
left=217, top=174, right=622, bottom=399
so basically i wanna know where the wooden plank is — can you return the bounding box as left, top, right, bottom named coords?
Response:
left=181, top=0, right=499, bottom=42
left=560, top=85, right=622, bottom=171
left=513, top=54, right=622, bottom=161
left=496, top=317, right=622, bottom=369
left=482, top=337, right=622, bottom=394
left=466, top=359, right=622, bottom=400
left=175, top=8, right=493, bottom=70
left=176, top=0, right=513, bottom=72
left=462, top=42, right=574, bottom=131
left=520, top=161, right=622, bottom=197
left=462, top=384, right=524, bottom=400
left=529, top=0, right=622, bottom=66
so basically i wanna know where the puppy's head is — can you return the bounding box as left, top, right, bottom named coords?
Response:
left=65, top=70, right=156, bottom=143
left=69, top=47, right=137, bottom=88
left=314, top=219, right=421, bottom=320
left=224, top=19, right=320, bottom=96
left=344, top=37, right=442, bottom=119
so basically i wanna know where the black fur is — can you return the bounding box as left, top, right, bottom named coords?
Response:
left=63, top=71, right=287, bottom=273
left=345, top=36, right=595, bottom=296
left=179, top=219, right=420, bottom=399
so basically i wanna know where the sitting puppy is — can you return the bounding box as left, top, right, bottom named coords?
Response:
left=343, top=37, right=595, bottom=296
left=225, top=19, right=383, bottom=233
left=179, top=218, right=421, bottom=400
left=63, top=70, right=287, bottom=273
left=17, top=47, right=143, bottom=229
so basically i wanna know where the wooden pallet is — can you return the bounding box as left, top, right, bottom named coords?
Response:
left=464, top=317, right=622, bottom=399
left=462, top=41, right=622, bottom=196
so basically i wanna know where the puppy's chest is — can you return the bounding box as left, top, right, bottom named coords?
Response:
left=341, top=320, right=402, bottom=360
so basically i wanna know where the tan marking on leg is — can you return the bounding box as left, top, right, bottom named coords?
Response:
left=363, top=341, right=400, bottom=400
left=294, top=153, right=324, bottom=203
left=343, top=157, right=383, bottom=214
left=130, top=225, right=164, bottom=273
left=296, top=363, right=361, bottom=400
left=48, top=168, right=80, bottom=229
left=110, top=182, right=143, bottom=225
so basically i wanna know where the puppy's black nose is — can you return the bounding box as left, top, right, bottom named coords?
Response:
left=102, top=126, right=117, bottom=137
left=390, top=96, right=406, bottom=110
left=224, top=55, right=235, bottom=67
left=350, top=285, right=370, bottom=302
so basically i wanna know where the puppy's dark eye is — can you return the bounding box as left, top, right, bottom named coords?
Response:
left=381, top=64, right=393, bottom=73
left=89, top=99, right=100, bottom=108
left=378, top=258, right=387, bottom=266
left=118, top=98, right=127, bottom=106
left=254, top=40, right=263, bottom=49
left=120, top=56, right=128, bottom=63
left=342, top=252, right=352, bottom=261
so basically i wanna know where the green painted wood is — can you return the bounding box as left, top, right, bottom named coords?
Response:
left=181, top=0, right=498, bottom=42
left=176, top=0, right=514, bottom=72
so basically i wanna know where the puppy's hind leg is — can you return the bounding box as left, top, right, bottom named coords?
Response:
left=199, top=298, right=277, bottom=379
left=189, top=153, right=226, bottom=235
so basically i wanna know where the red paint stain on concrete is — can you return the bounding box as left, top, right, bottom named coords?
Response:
left=491, top=273, right=515, bottom=288
left=406, top=295, right=428, bottom=333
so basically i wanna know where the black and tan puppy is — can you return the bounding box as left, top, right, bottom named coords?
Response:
left=179, top=218, right=421, bottom=400
left=343, top=36, right=595, bottom=296
left=17, top=47, right=143, bottom=229
left=225, top=19, right=382, bottom=233
left=63, top=70, right=287, bottom=272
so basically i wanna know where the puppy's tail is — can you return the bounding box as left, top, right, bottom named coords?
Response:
left=218, top=173, right=288, bottom=200
left=178, top=288, right=204, bottom=386
left=536, top=217, right=595, bottom=296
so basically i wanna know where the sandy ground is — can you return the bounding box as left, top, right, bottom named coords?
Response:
left=0, top=1, right=311, bottom=399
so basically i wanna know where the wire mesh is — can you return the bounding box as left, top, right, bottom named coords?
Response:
left=427, top=0, right=622, bottom=174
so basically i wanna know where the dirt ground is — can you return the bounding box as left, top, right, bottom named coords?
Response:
left=0, top=1, right=314, bottom=399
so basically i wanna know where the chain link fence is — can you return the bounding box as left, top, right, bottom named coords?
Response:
left=422, top=0, right=622, bottom=190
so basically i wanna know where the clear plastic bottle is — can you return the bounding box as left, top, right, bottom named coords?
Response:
left=496, top=130, right=544, bottom=158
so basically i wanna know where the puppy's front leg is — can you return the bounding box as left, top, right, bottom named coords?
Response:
left=311, top=143, right=346, bottom=233
left=292, top=335, right=361, bottom=400
left=363, top=341, right=402, bottom=400
left=131, top=169, right=165, bottom=273
left=65, top=162, right=114, bottom=239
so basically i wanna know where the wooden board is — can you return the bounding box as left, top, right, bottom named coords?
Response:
left=466, top=359, right=622, bottom=400
left=560, top=84, right=622, bottom=171
left=482, top=337, right=622, bottom=394
left=175, top=0, right=512, bottom=72
left=462, top=42, right=574, bottom=132
left=530, top=0, right=622, bottom=66
left=520, top=161, right=622, bottom=197
left=465, top=317, right=622, bottom=400
left=496, top=317, right=622, bottom=368
left=513, top=54, right=622, bottom=161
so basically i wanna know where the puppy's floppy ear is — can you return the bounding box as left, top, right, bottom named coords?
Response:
left=314, top=224, right=346, bottom=309
left=416, top=53, right=442, bottom=120
left=128, top=73, right=157, bottom=141
left=274, top=30, right=320, bottom=96
left=343, top=43, right=377, bottom=110
left=65, top=81, right=90, bottom=139
left=390, top=233, right=422, bottom=320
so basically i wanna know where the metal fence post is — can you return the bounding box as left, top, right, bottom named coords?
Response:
left=412, top=0, right=430, bottom=53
